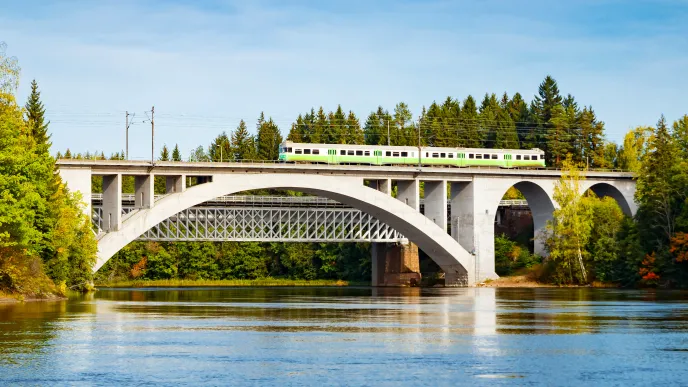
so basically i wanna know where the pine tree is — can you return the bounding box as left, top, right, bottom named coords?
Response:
left=256, top=116, right=282, bottom=160
left=64, top=149, right=72, bottom=158
left=478, top=94, right=499, bottom=148
left=232, top=119, right=256, bottom=160
left=533, top=75, right=564, bottom=153
left=328, top=105, right=346, bottom=144
left=548, top=104, right=576, bottom=166
left=159, top=144, right=170, bottom=161
left=25, top=80, right=50, bottom=147
left=172, top=144, right=182, bottom=161
left=312, top=107, right=327, bottom=144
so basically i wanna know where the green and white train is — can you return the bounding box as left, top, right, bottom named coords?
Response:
left=278, top=141, right=546, bottom=168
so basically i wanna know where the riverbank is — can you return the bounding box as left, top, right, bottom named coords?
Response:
left=0, top=291, right=67, bottom=304
left=478, top=275, right=620, bottom=288
left=97, top=279, right=368, bottom=288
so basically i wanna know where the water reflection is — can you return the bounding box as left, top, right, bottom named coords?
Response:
left=2, top=287, right=688, bottom=385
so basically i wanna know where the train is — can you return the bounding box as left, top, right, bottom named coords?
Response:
left=278, top=141, right=546, bottom=168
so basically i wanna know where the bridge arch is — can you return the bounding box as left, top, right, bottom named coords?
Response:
left=582, top=181, right=636, bottom=217
left=96, top=174, right=474, bottom=284
left=484, top=179, right=556, bottom=258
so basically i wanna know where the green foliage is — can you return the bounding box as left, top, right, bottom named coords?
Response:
left=495, top=234, right=541, bottom=276
left=256, top=113, right=282, bottom=160
left=231, top=120, right=256, bottom=160
left=0, top=45, right=96, bottom=295
left=171, top=144, right=182, bottom=161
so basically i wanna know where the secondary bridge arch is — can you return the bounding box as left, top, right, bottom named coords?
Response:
left=95, top=174, right=475, bottom=285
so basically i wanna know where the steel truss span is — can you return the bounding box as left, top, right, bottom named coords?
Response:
left=92, top=206, right=405, bottom=243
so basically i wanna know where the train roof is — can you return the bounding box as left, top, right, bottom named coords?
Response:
left=281, top=141, right=544, bottom=154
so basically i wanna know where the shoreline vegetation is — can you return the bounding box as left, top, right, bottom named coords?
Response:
left=96, top=278, right=365, bottom=288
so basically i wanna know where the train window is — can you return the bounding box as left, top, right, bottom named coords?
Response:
left=468, top=154, right=474, bottom=159
left=313, top=149, right=319, bottom=155
left=356, top=150, right=363, bottom=156
left=540, top=154, right=545, bottom=160
left=393, top=152, right=400, bottom=157
left=295, top=149, right=302, bottom=154
left=365, top=151, right=370, bottom=156
left=401, top=152, right=408, bottom=157
left=340, top=150, right=345, bottom=155
left=448, top=153, right=453, bottom=158
left=475, top=154, right=482, bottom=159
left=441, top=153, right=446, bottom=158
left=347, top=150, right=354, bottom=156
left=491, top=154, right=498, bottom=160
left=386, top=151, right=391, bottom=156
left=304, top=149, right=311, bottom=155
left=532, top=155, right=537, bottom=160
left=483, top=154, right=489, bottom=159
left=425, top=152, right=429, bottom=157
left=516, top=155, right=521, bottom=160
left=524, top=155, right=530, bottom=160
left=432, top=153, right=439, bottom=158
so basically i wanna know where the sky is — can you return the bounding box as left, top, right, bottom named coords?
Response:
left=1, top=0, right=687, bottom=159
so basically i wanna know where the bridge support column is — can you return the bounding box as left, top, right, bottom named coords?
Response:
left=450, top=180, right=497, bottom=283
left=165, top=175, right=186, bottom=194
left=396, top=179, right=419, bottom=211
left=369, top=179, right=391, bottom=195
left=134, top=175, right=154, bottom=209
left=424, top=180, right=447, bottom=232
left=102, top=174, right=122, bottom=232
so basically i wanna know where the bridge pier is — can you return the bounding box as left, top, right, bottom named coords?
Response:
left=134, top=175, right=154, bottom=209
left=102, top=174, right=122, bottom=232
left=371, top=242, right=421, bottom=287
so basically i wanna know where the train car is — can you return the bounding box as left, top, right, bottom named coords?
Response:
left=278, top=141, right=545, bottom=168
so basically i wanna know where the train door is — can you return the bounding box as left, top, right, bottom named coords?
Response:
left=505, top=154, right=512, bottom=168
left=328, top=149, right=337, bottom=164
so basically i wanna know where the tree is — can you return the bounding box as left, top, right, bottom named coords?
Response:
left=545, top=156, right=594, bottom=284
left=209, top=131, right=231, bottom=162
left=189, top=145, right=209, bottom=162
left=231, top=120, right=256, bottom=160
left=159, top=144, right=170, bottom=161
left=344, top=111, right=364, bottom=144
left=171, top=144, right=182, bottom=161
left=635, top=115, right=681, bottom=251
left=25, top=80, right=50, bottom=147
left=363, top=107, right=390, bottom=145
left=618, top=127, right=650, bottom=172
left=459, top=95, right=481, bottom=148
left=256, top=115, right=282, bottom=160
left=672, top=115, right=688, bottom=157
left=393, top=102, right=412, bottom=146
left=494, top=107, right=519, bottom=149
left=579, top=107, right=606, bottom=167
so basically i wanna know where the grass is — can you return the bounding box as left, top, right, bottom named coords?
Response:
left=96, top=278, right=368, bottom=288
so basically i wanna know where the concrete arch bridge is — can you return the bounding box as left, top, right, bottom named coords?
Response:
left=57, top=160, right=636, bottom=287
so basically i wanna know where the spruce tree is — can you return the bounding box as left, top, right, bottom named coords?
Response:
left=287, top=115, right=304, bottom=142
left=345, top=111, right=364, bottom=144
left=25, top=80, right=50, bottom=147
left=232, top=119, right=256, bottom=160
left=460, top=95, right=480, bottom=148
left=579, top=107, right=606, bottom=168
left=329, top=105, right=346, bottom=144
left=159, top=144, right=170, bottom=161
left=506, top=92, right=532, bottom=149
left=312, top=107, right=327, bottom=144
left=363, top=107, right=390, bottom=145
left=256, top=116, right=282, bottom=160
left=494, top=108, right=519, bottom=149
left=172, top=144, right=182, bottom=161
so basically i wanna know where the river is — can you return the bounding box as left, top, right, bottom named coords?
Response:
left=1, top=287, right=688, bottom=386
